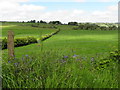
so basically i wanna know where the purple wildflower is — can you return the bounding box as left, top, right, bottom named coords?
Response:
left=64, top=56, right=68, bottom=58
left=25, top=55, right=29, bottom=57
left=73, top=54, right=78, bottom=58
left=14, top=63, right=18, bottom=66
left=8, top=61, right=11, bottom=63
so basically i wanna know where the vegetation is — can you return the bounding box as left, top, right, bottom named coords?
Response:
left=2, top=37, right=37, bottom=49
left=73, top=23, right=118, bottom=31
left=1, top=22, right=119, bottom=88
left=2, top=29, right=60, bottom=49
left=49, top=21, right=62, bottom=25
left=68, top=22, right=78, bottom=26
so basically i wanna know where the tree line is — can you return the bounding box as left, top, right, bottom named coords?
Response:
left=26, top=20, right=78, bottom=25
left=23, top=20, right=118, bottom=30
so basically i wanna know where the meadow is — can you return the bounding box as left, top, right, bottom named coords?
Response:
left=2, top=22, right=119, bottom=88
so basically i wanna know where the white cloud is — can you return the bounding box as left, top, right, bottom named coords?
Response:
left=27, top=0, right=86, bottom=2
left=36, top=4, right=117, bottom=23
left=0, top=0, right=29, bottom=3
left=90, top=4, right=118, bottom=22
left=0, top=0, right=118, bottom=23
left=22, top=0, right=118, bottom=2
left=37, top=9, right=85, bottom=23
left=107, top=5, right=118, bottom=11
left=0, top=1, right=46, bottom=21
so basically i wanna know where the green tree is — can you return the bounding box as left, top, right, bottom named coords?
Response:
left=68, top=22, right=78, bottom=25
left=49, top=21, right=62, bottom=25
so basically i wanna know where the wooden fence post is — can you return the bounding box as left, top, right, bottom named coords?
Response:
left=7, top=30, right=14, bottom=59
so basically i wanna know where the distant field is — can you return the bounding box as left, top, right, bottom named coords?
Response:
left=2, top=23, right=118, bottom=59
left=2, top=23, right=57, bottom=38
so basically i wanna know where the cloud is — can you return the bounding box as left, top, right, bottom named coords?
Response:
left=0, top=1, right=46, bottom=21
left=90, top=4, right=118, bottom=22
left=29, top=0, right=86, bottom=2
left=0, top=0, right=117, bottom=23
left=36, top=9, right=85, bottom=23
left=25, top=0, right=118, bottom=2
left=1, top=0, right=29, bottom=3
left=107, top=5, right=118, bottom=11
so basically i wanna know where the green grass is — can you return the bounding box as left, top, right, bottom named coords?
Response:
left=3, top=30, right=118, bottom=58
left=2, top=23, right=56, bottom=38
left=2, top=23, right=119, bottom=88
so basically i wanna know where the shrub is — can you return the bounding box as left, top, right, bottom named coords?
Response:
left=109, top=50, right=120, bottom=62
left=68, top=22, right=78, bottom=25
left=73, top=23, right=118, bottom=30
left=95, top=50, right=120, bottom=70
left=2, top=38, right=7, bottom=49
left=2, top=37, right=37, bottom=49
left=14, top=37, right=37, bottom=47
left=39, top=29, right=60, bottom=41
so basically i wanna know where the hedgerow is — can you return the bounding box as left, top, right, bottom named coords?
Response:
left=2, top=37, right=37, bottom=49
left=73, top=23, right=118, bottom=30
left=2, top=29, right=60, bottom=49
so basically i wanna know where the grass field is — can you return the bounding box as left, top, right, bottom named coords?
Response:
left=2, top=23, right=119, bottom=88
left=2, top=23, right=57, bottom=38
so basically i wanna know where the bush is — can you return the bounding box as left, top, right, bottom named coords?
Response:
left=95, top=50, right=120, bottom=70
left=2, top=38, right=7, bottom=49
left=68, top=22, right=78, bottom=25
left=73, top=23, right=118, bottom=30
left=40, top=29, right=60, bottom=41
left=14, top=37, right=37, bottom=47
left=2, top=37, right=37, bottom=49
left=109, top=50, right=120, bottom=62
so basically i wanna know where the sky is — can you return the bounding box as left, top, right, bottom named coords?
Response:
left=0, top=0, right=119, bottom=23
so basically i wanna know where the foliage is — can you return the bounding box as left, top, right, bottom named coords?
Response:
left=95, top=50, right=120, bottom=70
left=40, top=29, right=60, bottom=41
left=68, top=22, right=78, bottom=25
left=40, top=20, right=47, bottom=24
left=109, top=50, right=120, bottom=62
left=14, top=37, right=37, bottom=47
left=2, top=37, right=37, bottom=49
left=2, top=51, right=118, bottom=88
left=2, top=22, right=118, bottom=88
left=27, top=20, right=36, bottom=23
left=2, top=38, right=7, bottom=49
left=2, top=29, right=60, bottom=49
left=49, top=21, right=62, bottom=25
left=73, top=23, right=118, bottom=30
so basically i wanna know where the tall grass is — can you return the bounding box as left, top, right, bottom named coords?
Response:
left=2, top=50, right=118, bottom=88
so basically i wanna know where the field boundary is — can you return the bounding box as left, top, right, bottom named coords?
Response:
left=2, top=29, right=60, bottom=50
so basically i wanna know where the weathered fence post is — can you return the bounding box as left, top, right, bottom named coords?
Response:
left=7, top=30, right=14, bottom=59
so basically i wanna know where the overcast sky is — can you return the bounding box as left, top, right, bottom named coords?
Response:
left=0, top=0, right=118, bottom=23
